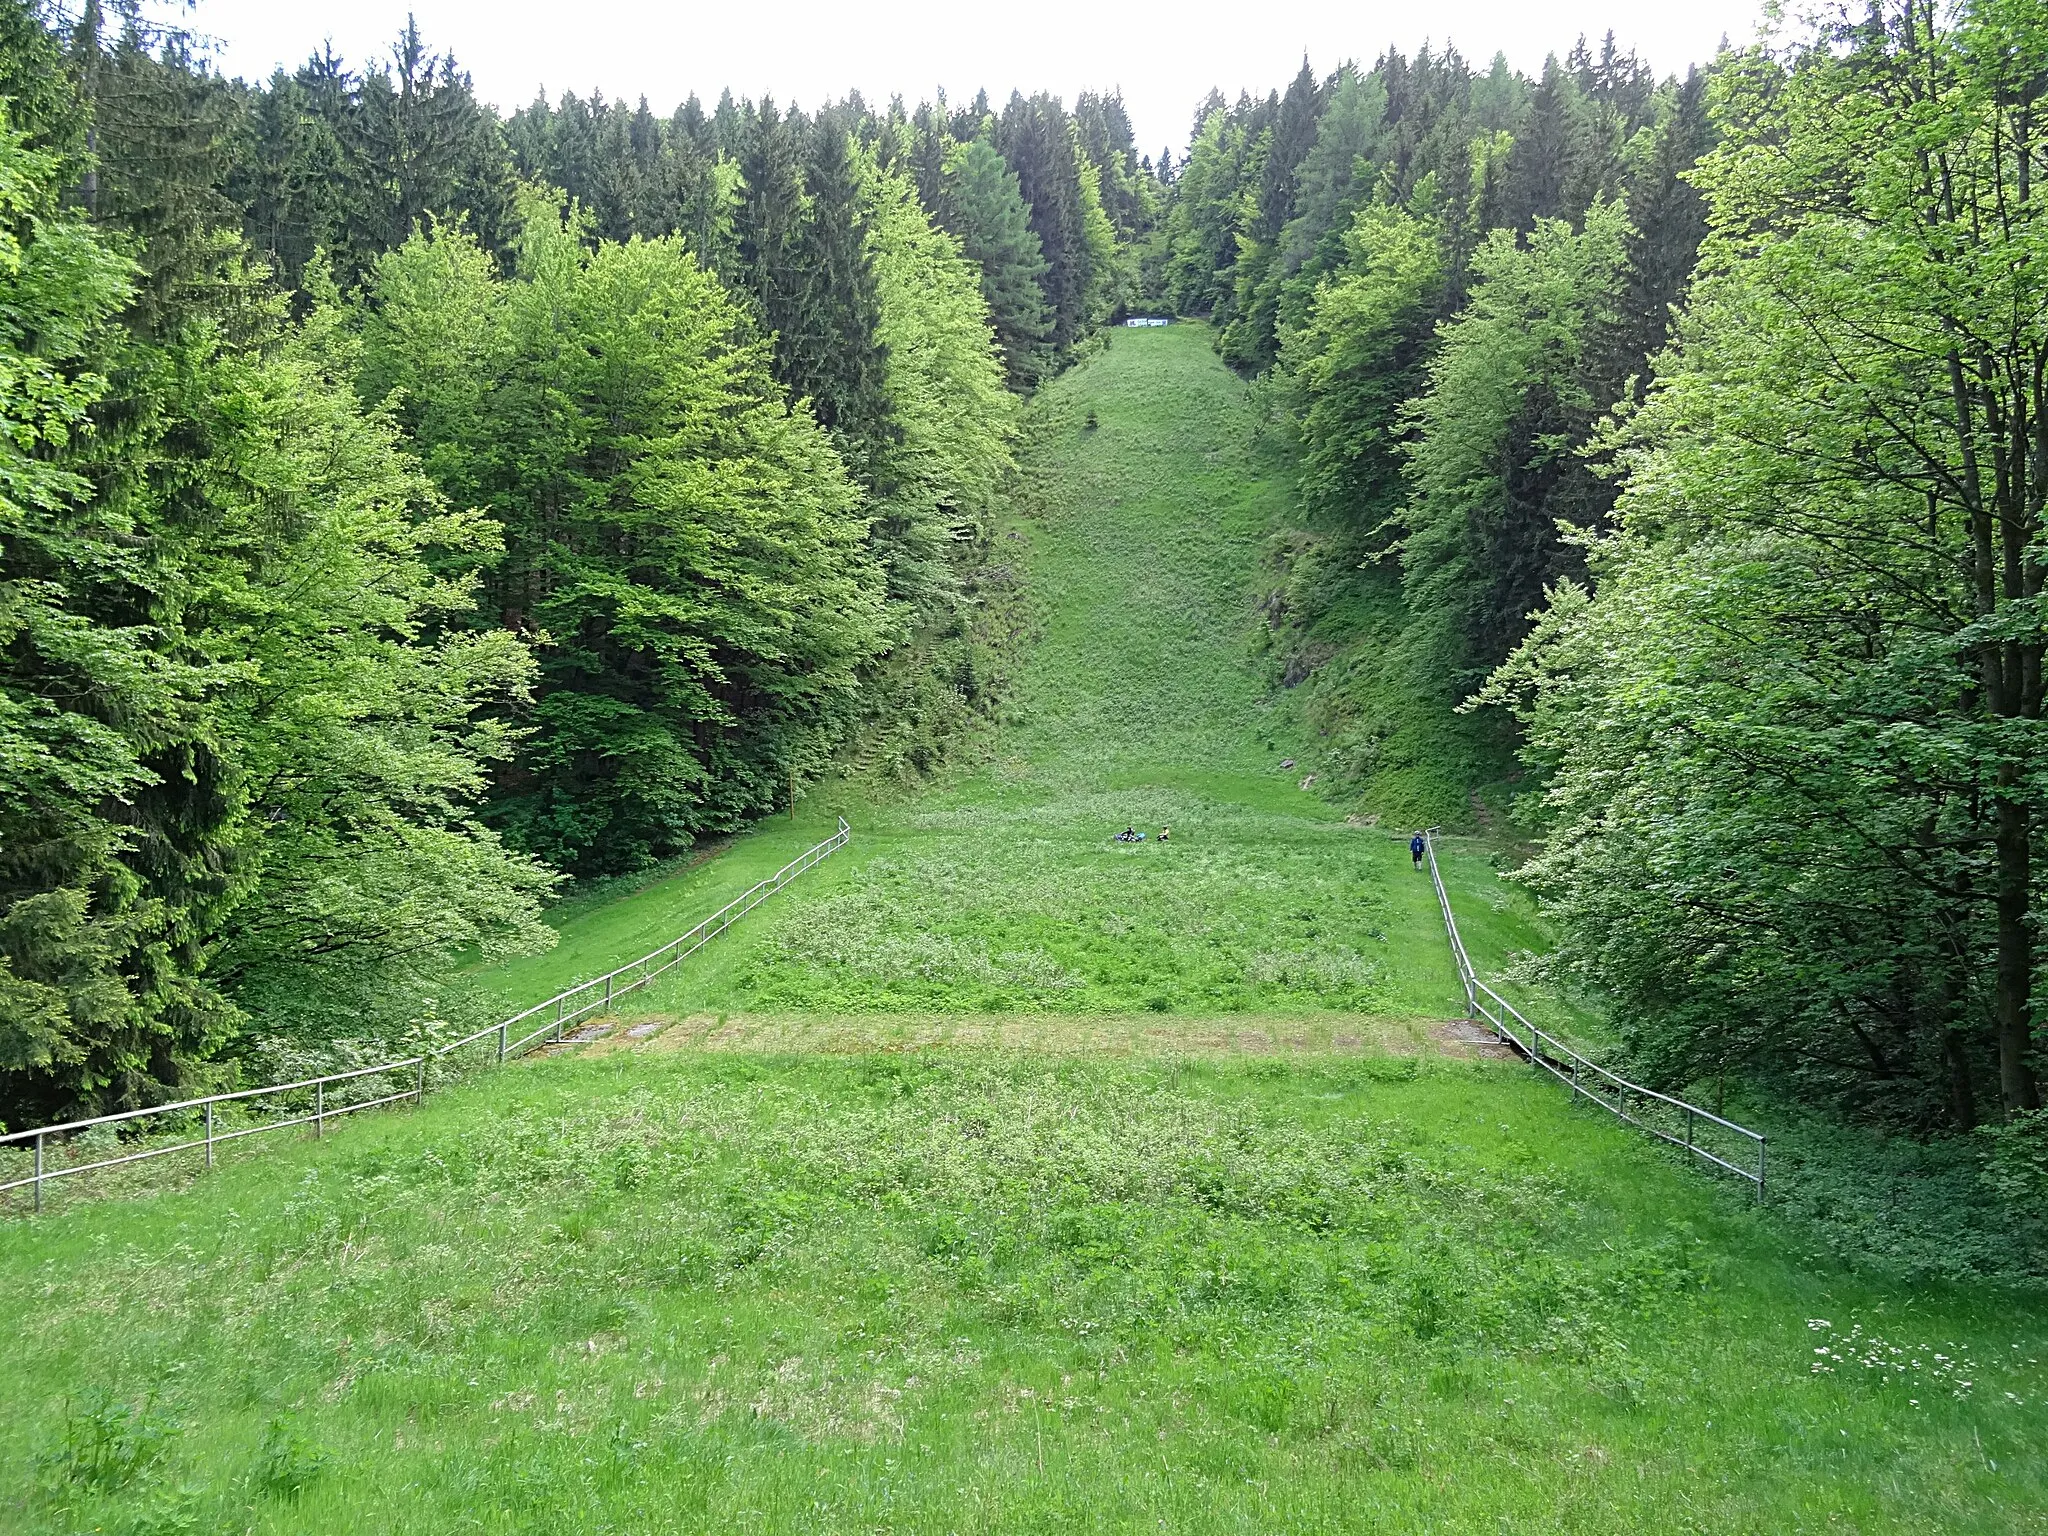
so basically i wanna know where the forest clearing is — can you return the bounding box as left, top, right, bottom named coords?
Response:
left=5, top=327, right=2042, bottom=1534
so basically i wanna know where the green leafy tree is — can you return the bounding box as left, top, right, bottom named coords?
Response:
left=0, top=89, right=553, bottom=1122
left=1161, top=104, right=1253, bottom=316
left=161, top=267, right=557, bottom=1052
left=864, top=157, right=1016, bottom=591
left=0, top=102, right=214, bottom=1124
left=366, top=201, right=890, bottom=874
left=1484, top=0, right=2048, bottom=1129
left=1280, top=199, right=1443, bottom=532
left=1400, top=199, right=1633, bottom=692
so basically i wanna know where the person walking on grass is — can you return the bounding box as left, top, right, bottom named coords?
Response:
left=1410, top=832, right=1426, bottom=870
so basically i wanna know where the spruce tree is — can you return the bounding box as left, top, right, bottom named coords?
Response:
left=350, top=23, right=496, bottom=254
left=995, top=92, right=1096, bottom=352
left=1400, top=201, right=1635, bottom=689
left=69, top=8, right=243, bottom=332
left=235, top=68, right=351, bottom=290
left=587, top=98, right=642, bottom=240
left=1161, top=104, right=1254, bottom=316
left=711, top=88, right=744, bottom=156
left=1614, top=68, right=1713, bottom=371
left=793, top=116, right=895, bottom=476
left=1074, top=89, right=1144, bottom=239
left=1253, top=60, right=1322, bottom=245
left=1276, top=66, right=1385, bottom=276
left=732, top=96, right=809, bottom=373
left=1496, top=59, right=1564, bottom=231
left=908, top=99, right=952, bottom=213
left=939, top=137, right=1052, bottom=387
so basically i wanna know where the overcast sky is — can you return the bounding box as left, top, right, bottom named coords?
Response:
left=175, top=0, right=1772, bottom=158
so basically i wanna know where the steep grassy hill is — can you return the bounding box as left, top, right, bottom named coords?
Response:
left=2, top=327, right=2043, bottom=1535
left=457, top=323, right=1541, bottom=1034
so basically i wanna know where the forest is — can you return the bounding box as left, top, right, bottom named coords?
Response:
left=1, top=0, right=2045, bottom=1205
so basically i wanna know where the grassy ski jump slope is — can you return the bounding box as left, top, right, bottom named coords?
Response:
left=460, top=322, right=1534, bottom=1031
left=4, top=326, right=2045, bottom=1534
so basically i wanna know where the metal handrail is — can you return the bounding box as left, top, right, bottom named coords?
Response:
left=1422, top=828, right=1766, bottom=1200
left=0, top=818, right=852, bottom=1213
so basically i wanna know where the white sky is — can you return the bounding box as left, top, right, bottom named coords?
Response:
left=175, top=0, right=1772, bottom=158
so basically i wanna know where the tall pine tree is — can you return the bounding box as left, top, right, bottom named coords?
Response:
left=939, top=137, right=1052, bottom=387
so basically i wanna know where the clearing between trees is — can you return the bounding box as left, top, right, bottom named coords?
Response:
left=3, top=327, right=2042, bottom=1534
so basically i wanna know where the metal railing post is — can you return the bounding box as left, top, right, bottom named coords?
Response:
left=605, top=973, right=613, bottom=1010
left=498, top=1020, right=508, bottom=1064
left=33, top=1133, right=43, bottom=1214
left=315, top=1081, right=325, bottom=1139
left=416, top=1057, right=426, bottom=1104
left=205, top=1101, right=215, bottom=1168
left=1756, top=1137, right=1767, bottom=1203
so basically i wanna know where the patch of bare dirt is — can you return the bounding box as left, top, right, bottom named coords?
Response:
left=567, top=1012, right=1518, bottom=1063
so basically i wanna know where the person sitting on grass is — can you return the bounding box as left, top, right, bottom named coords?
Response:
left=1159, top=826, right=1171, bottom=843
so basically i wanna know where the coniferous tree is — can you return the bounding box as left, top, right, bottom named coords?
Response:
left=732, top=96, right=809, bottom=377
left=907, top=99, right=953, bottom=213
left=939, top=137, right=1053, bottom=387
left=0, top=91, right=228, bottom=1124
left=793, top=116, right=895, bottom=475
left=0, top=37, right=554, bottom=1122
left=1614, top=67, right=1713, bottom=370
left=347, top=22, right=514, bottom=267
left=1161, top=104, right=1254, bottom=316
left=235, top=66, right=352, bottom=289
left=1074, top=89, right=1145, bottom=239
left=672, top=93, right=711, bottom=155
left=711, top=88, right=744, bottom=156
left=1218, top=58, right=1326, bottom=368
left=228, top=25, right=515, bottom=292
left=1276, top=66, right=1386, bottom=280
left=995, top=92, right=1096, bottom=352
left=0, top=0, right=84, bottom=160
left=68, top=5, right=244, bottom=331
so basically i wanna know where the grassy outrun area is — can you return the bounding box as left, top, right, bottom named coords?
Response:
left=9, top=1050, right=2043, bottom=1534
left=4, top=326, right=2045, bottom=1533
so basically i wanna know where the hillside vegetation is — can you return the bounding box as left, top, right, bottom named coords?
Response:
left=4, top=330, right=2043, bottom=1535
left=9, top=0, right=2043, bottom=1271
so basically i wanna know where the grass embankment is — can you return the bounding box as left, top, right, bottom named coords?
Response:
left=3, top=325, right=2043, bottom=1533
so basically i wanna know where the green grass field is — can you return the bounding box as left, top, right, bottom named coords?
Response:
left=4, top=325, right=2044, bottom=1534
